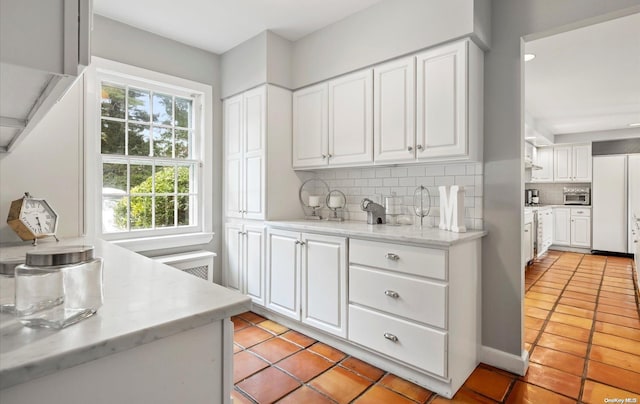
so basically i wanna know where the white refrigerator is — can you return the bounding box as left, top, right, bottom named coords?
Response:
left=592, top=154, right=640, bottom=254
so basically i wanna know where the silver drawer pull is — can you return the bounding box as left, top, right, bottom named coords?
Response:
left=384, top=290, right=399, bottom=298
left=383, top=333, right=398, bottom=342
left=385, top=253, right=400, bottom=261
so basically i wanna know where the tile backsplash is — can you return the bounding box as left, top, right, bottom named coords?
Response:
left=524, top=182, right=591, bottom=205
left=307, top=162, right=484, bottom=230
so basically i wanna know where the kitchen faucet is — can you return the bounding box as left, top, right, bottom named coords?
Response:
left=360, top=198, right=386, bottom=224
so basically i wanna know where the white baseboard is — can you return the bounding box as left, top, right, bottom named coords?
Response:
left=479, top=345, right=529, bottom=376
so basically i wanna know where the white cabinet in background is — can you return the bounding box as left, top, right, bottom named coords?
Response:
left=266, top=229, right=347, bottom=337
left=553, top=207, right=571, bottom=246
left=373, top=57, right=416, bottom=163
left=224, top=85, right=301, bottom=220
left=570, top=208, right=591, bottom=248
left=415, top=39, right=483, bottom=162
left=523, top=221, right=533, bottom=265
left=293, top=70, right=373, bottom=168
left=223, top=223, right=265, bottom=306
left=537, top=207, right=553, bottom=256
left=553, top=144, right=592, bottom=182
left=292, top=83, right=328, bottom=168
left=531, top=147, right=554, bottom=183
left=553, top=207, right=591, bottom=248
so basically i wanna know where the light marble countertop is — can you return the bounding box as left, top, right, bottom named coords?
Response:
left=266, top=220, right=486, bottom=247
left=525, top=204, right=591, bottom=210
left=0, top=239, right=251, bottom=390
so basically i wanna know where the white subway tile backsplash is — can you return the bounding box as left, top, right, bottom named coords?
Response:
left=445, top=164, right=467, bottom=176
left=426, top=165, right=445, bottom=176
left=309, top=163, right=484, bottom=230
left=383, top=177, right=399, bottom=187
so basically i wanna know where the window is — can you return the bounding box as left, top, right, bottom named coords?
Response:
left=86, top=58, right=213, bottom=248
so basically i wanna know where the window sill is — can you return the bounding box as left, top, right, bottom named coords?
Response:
left=109, top=232, right=214, bottom=253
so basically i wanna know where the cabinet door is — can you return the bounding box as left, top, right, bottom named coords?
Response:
left=243, top=87, right=266, bottom=220
left=301, top=233, right=347, bottom=337
left=553, top=208, right=571, bottom=246
left=266, top=229, right=301, bottom=320
left=554, top=146, right=572, bottom=182
left=571, top=216, right=591, bottom=248
left=523, top=222, right=533, bottom=265
left=224, top=94, right=243, bottom=218
left=572, top=144, right=592, bottom=182
left=543, top=210, right=554, bottom=250
left=223, top=223, right=243, bottom=292
left=328, top=69, right=373, bottom=165
left=292, top=83, right=328, bottom=168
left=244, top=225, right=265, bottom=306
left=629, top=155, right=640, bottom=253
left=532, top=147, right=554, bottom=182
left=416, top=40, right=467, bottom=160
left=373, top=57, right=416, bottom=163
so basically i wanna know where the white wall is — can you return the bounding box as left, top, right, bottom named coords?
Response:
left=0, top=79, right=83, bottom=243
left=484, top=0, right=640, bottom=358
left=266, top=31, right=293, bottom=90
left=291, top=0, right=488, bottom=88
left=220, top=31, right=267, bottom=98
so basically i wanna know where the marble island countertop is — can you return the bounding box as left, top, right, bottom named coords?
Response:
left=0, top=239, right=251, bottom=390
left=266, top=220, right=486, bottom=247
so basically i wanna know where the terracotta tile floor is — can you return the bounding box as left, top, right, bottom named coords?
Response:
left=232, top=251, right=639, bottom=403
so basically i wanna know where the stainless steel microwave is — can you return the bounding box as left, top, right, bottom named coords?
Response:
left=563, top=187, right=590, bottom=205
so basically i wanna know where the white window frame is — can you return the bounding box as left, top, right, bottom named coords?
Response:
left=84, top=57, right=213, bottom=251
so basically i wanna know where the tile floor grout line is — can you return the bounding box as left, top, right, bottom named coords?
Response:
left=575, top=254, right=606, bottom=404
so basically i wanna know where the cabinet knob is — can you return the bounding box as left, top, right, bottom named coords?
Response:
left=407, top=146, right=413, bottom=152
left=384, top=290, right=400, bottom=299
left=295, top=240, right=300, bottom=245
left=300, top=241, right=306, bottom=246
left=524, top=229, right=529, bottom=232
left=328, top=154, right=333, bottom=158
left=322, top=154, right=326, bottom=159
left=385, top=253, right=400, bottom=261
left=416, top=145, right=423, bottom=150
left=383, top=332, right=399, bottom=342
left=238, top=210, right=242, bottom=213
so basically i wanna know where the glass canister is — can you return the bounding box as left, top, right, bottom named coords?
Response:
left=15, top=245, right=103, bottom=329
left=0, top=258, right=23, bottom=313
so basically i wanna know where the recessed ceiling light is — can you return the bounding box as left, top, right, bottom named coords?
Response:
left=524, top=53, right=536, bottom=62
left=525, top=136, right=537, bottom=140
left=629, top=122, right=640, bottom=127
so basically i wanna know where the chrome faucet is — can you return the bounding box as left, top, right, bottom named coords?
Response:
left=361, top=198, right=386, bottom=224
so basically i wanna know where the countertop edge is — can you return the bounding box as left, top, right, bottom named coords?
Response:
left=265, top=220, right=487, bottom=247
left=0, top=298, right=251, bottom=390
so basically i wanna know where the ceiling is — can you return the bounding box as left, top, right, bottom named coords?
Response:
left=525, top=12, right=640, bottom=137
left=93, top=0, right=384, bottom=54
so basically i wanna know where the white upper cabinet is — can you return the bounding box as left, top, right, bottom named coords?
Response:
left=415, top=39, right=482, bottom=162
left=224, top=85, right=300, bottom=220
left=373, top=57, right=416, bottom=163
left=572, top=144, right=592, bottom=182
left=293, top=70, right=373, bottom=168
left=224, top=87, right=266, bottom=219
left=0, top=0, right=91, bottom=153
left=292, top=83, right=328, bottom=168
left=531, top=147, right=554, bottom=182
left=328, top=70, right=373, bottom=165
left=554, top=144, right=591, bottom=182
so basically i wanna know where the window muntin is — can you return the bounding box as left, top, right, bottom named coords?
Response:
left=99, top=80, right=200, bottom=235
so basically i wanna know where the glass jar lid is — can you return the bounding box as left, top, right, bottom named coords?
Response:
left=25, top=245, right=95, bottom=267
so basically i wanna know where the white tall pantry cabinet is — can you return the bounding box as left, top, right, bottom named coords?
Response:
left=222, top=85, right=301, bottom=300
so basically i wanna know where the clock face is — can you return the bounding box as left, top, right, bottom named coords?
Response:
left=19, top=198, right=58, bottom=235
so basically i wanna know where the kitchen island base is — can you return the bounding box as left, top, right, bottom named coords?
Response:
left=0, top=320, right=233, bottom=404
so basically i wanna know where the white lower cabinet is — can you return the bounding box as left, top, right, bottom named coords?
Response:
left=223, top=223, right=265, bottom=305
left=266, top=228, right=347, bottom=337
left=552, top=207, right=591, bottom=248
left=262, top=226, right=481, bottom=398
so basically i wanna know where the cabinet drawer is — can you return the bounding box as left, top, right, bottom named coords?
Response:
left=570, top=208, right=590, bottom=217
left=349, top=265, right=447, bottom=328
left=349, top=305, right=447, bottom=377
left=350, top=239, right=447, bottom=280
